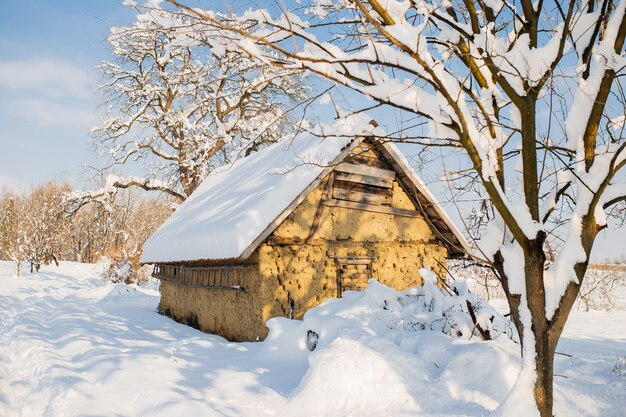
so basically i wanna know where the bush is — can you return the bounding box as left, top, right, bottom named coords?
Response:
left=576, top=268, right=625, bottom=311
left=100, top=257, right=135, bottom=284
left=100, top=257, right=152, bottom=285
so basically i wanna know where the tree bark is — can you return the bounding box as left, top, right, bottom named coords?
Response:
left=532, top=325, right=556, bottom=417
left=497, top=237, right=560, bottom=417
left=524, top=242, right=554, bottom=417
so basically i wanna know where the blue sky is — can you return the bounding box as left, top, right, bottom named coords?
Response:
left=0, top=0, right=623, bottom=260
left=0, top=0, right=134, bottom=190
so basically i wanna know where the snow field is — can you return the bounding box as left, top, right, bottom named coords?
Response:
left=0, top=261, right=624, bottom=417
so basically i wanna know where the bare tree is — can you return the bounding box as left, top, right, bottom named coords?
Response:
left=2, top=181, right=170, bottom=278
left=93, top=191, right=172, bottom=284
left=66, top=185, right=171, bottom=263
left=66, top=203, right=105, bottom=263
left=0, top=191, right=23, bottom=276
left=19, top=182, right=72, bottom=273
left=156, top=0, right=626, bottom=415
left=84, top=4, right=310, bottom=204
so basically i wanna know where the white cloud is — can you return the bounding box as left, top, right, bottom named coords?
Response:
left=0, top=97, right=96, bottom=128
left=0, top=58, right=97, bottom=129
left=0, top=58, right=93, bottom=99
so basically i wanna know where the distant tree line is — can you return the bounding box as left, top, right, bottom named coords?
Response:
left=0, top=182, right=171, bottom=278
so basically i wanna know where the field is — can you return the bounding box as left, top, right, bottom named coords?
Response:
left=1, top=261, right=624, bottom=417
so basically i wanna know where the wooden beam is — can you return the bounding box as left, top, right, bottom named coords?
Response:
left=323, top=198, right=421, bottom=218
left=334, top=171, right=393, bottom=188
left=333, top=179, right=393, bottom=195
left=346, top=153, right=390, bottom=169
left=333, top=188, right=392, bottom=205
left=266, top=236, right=306, bottom=245
left=335, top=162, right=396, bottom=180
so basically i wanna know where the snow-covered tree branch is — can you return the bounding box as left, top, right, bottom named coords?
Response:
left=155, top=0, right=626, bottom=415
left=88, top=4, right=310, bottom=203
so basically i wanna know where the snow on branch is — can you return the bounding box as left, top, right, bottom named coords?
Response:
left=90, top=2, right=310, bottom=202
left=64, top=175, right=182, bottom=215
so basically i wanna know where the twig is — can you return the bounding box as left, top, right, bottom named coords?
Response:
left=466, top=300, right=491, bottom=340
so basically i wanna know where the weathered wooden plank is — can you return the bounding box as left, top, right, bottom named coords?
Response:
left=334, top=171, right=393, bottom=188
left=266, top=236, right=305, bottom=245
left=346, top=153, right=390, bottom=169
left=323, top=198, right=421, bottom=218
left=333, top=187, right=392, bottom=205
left=333, top=179, right=393, bottom=197
left=335, top=162, right=396, bottom=180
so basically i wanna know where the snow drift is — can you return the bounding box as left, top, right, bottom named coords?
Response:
left=1, top=262, right=624, bottom=417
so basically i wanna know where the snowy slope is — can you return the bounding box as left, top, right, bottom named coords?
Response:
left=1, top=261, right=624, bottom=417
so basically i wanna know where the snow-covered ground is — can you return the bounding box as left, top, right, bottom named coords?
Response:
left=0, top=261, right=624, bottom=417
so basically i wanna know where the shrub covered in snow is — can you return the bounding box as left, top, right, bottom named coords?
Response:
left=263, top=269, right=517, bottom=357
left=100, top=258, right=135, bottom=284
left=99, top=257, right=152, bottom=285
left=449, top=261, right=506, bottom=301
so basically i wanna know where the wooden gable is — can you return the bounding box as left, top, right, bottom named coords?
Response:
left=325, top=141, right=466, bottom=257
left=238, top=137, right=467, bottom=260
left=323, top=142, right=423, bottom=219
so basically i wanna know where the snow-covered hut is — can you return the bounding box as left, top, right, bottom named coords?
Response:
left=141, top=118, right=469, bottom=341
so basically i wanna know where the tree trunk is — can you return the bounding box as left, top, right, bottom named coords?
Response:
left=524, top=240, right=555, bottom=417
left=532, top=329, right=556, bottom=417
left=497, top=236, right=560, bottom=417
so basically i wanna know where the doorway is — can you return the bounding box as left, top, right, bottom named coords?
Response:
left=334, top=256, right=373, bottom=297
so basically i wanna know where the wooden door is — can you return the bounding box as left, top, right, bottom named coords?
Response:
left=335, top=258, right=373, bottom=297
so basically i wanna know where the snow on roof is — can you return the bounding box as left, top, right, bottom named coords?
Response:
left=141, top=115, right=470, bottom=264
left=141, top=116, right=375, bottom=264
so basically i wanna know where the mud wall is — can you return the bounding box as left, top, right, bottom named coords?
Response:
left=159, top=149, right=451, bottom=342
left=158, top=261, right=268, bottom=342
left=254, top=173, right=449, bottom=331
left=256, top=241, right=447, bottom=324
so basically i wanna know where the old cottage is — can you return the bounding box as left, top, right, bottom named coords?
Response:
left=141, top=119, right=469, bottom=341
